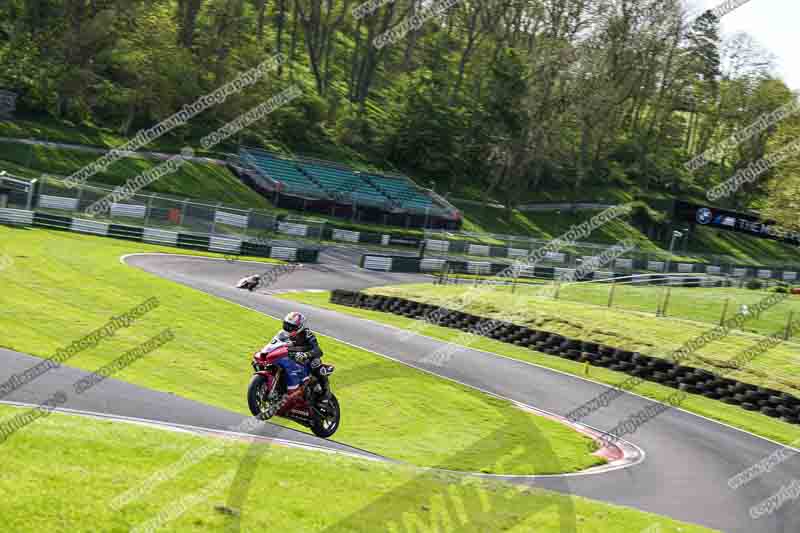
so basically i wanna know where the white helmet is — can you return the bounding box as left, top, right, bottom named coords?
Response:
left=282, top=311, right=307, bottom=338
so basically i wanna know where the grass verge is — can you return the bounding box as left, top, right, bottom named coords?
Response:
left=364, top=283, right=800, bottom=394
left=0, top=405, right=716, bottom=533
left=0, top=226, right=599, bottom=473
left=277, top=289, right=800, bottom=447
left=0, top=140, right=271, bottom=209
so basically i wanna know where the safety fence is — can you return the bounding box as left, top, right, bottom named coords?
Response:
left=0, top=207, right=319, bottom=262
left=327, top=227, right=421, bottom=248
left=0, top=172, right=428, bottom=254
left=362, top=254, right=800, bottom=284
left=423, top=230, right=800, bottom=273
left=330, top=289, right=800, bottom=425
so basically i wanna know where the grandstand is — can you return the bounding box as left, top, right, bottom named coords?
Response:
left=231, top=147, right=461, bottom=229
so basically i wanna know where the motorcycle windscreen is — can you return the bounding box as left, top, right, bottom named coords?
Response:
left=261, top=331, right=291, bottom=354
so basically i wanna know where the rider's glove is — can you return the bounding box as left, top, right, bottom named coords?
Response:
left=293, top=351, right=309, bottom=364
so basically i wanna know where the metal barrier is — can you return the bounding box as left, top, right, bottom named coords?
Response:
left=421, top=230, right=800, bottom=282
left=0, top=206, right=319, bottom=263
left=361, top=253, right=800, bottom=285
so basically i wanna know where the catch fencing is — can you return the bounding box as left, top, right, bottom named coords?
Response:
left=0, top=174, right=324, bottom=261
left=422, top=230, right=800, bottom=283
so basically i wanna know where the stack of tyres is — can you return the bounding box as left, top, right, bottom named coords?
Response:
left=329, top=290, right=800, bottom=425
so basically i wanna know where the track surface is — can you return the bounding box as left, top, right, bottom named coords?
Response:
left=0, top=346, right=383, bottom=459
left=4, top=247, right=800, bottom=532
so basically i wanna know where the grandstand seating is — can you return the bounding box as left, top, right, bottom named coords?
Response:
left=239, top=147, right=443, bottom=214
left=300, top=163, right=389, bottom=207
left=366, top=174, right=433, bottom=211
left=246, top=152, right=327, bottom=196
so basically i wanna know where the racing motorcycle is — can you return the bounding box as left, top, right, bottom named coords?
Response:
left=247, top=335, right=340, bottom=438
left=236, top=275, right=261, bottom=292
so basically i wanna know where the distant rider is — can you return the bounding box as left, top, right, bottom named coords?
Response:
left=236, top=274, right=261, bottom=291
left=260, top=311, right=330, bottom=406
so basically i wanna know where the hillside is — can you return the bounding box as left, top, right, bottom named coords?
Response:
left=3, top=119, right=800, bottom=267
left=2, top=0, right=799, bottom=230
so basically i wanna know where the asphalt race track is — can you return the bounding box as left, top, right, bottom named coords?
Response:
left=4, top=247, right=800, bottom=532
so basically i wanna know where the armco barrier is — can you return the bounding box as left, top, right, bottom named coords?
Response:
left=0, top=208, right=34, bottom=225
left=361, top=255, right=393, bottom=271
left=108, top=223, right=145, bottom=241
left=329, top=289, right=800, bottom=424
left=323, top=225, right=421, bottom=249
left=359, top=255, right=586, bottom=282
left=422, top=237, right=800, bottom=282
left=177, top=233, right=211, bottom=251
left=0, top=207, right=319, bottom=263
left=363, top=254, right=788, bottom=287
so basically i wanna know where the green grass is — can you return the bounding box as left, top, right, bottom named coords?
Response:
left=0, top=405, right=716, bottom=533
left=365, top=283, right=800, bottom=393
left=451, top=184, right=637, bottom=205
left=553, top=281, right=800, bottom=338
left=0, top=225, right=601, bottom=474
left=435, top=273, right=548, bottom=285
left=686, top=224, right=800, bottom=266
left=0, top=140, right=271, bottom=209
left=452, top=203, right=642, bottom=246
left=0, top=115, right=229, bottom=158
left=277, top=289, right=800, bottom=447
left=5, top=115, right=800, bottom=267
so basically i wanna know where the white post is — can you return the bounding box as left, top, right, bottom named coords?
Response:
left=210, top=202, right=220, bottom=235
left=179, top=200, right=187, bottom=228
left=27, top=178, right=38, bottom=210
left=144, top=195, right=154, bottom=227
left=75, top=186, right=84, bottom=215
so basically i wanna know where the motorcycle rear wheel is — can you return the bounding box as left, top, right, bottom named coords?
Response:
left=310, top=393, right=340, bottom=438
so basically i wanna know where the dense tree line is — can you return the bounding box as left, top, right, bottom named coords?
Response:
left=0, top=0, right=798, bottom=223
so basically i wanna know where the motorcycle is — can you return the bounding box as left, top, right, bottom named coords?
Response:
left=247, top=335, right=340, bottom=438
left=236, top=275, right=261, bottom=292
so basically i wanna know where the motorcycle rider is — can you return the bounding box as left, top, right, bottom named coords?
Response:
left=263, top=311, right=330, bottom=407
left=237, top=274, right=261, bottom=291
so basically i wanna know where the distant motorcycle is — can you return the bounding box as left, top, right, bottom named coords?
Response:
left=247, top=335, right=340, bottom=438
left=236, top=275, right=261, bottom=291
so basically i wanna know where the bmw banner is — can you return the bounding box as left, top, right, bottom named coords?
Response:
left=674, top=200, right=800, bottom=246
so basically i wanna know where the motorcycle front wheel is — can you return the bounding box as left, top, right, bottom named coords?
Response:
left=248, top=373, right=279, bottom=420
left=310, top=393, right=340, bottom=438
